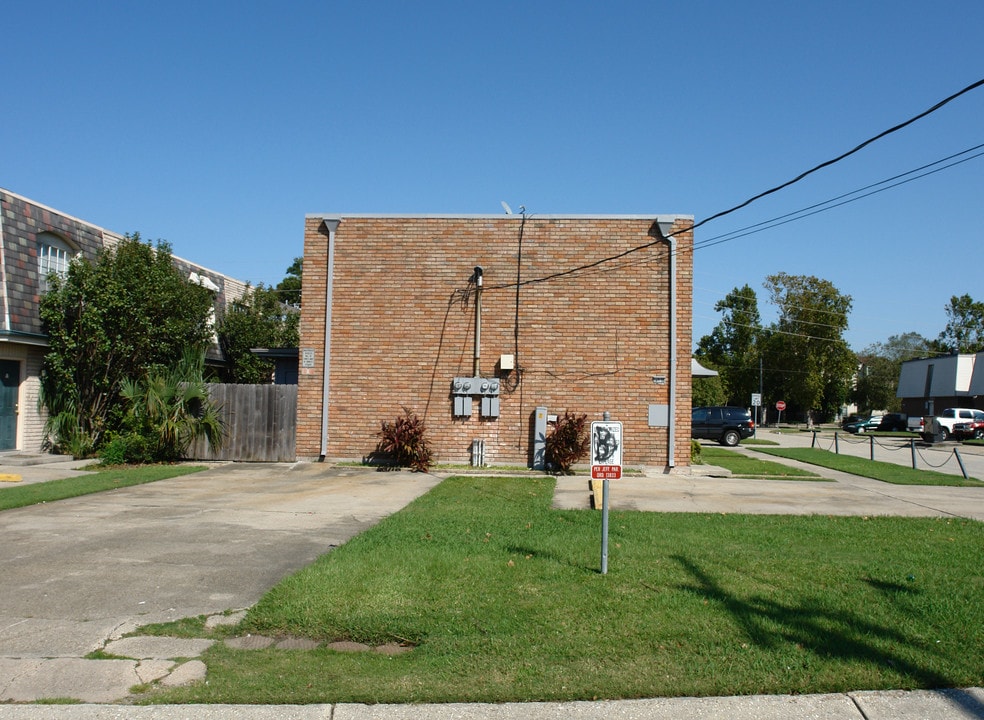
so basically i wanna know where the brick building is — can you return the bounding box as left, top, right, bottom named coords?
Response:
left=297, top=213, right=694, bottom=469
left=0, top=188, right=247, bottom=453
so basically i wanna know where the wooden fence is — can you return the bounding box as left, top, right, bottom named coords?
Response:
left=186, top=383, right=297, bottom=462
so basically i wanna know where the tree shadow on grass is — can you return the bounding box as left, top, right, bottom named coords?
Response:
left=671, top=555, right=955, bottom=689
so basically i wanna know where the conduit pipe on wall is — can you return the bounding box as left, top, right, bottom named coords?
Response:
left=320, top=219, right=340, bottom=459
left=472, top=266, right=483, bottom=377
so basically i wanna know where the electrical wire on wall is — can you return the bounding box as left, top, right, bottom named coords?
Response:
left=504, top=207, right=528, bottom=395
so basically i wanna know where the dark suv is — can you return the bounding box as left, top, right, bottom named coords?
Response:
left=691, top=406, right=755, bottom=446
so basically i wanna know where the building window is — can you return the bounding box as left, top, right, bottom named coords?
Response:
left=38, top=233, right=74, bottom=292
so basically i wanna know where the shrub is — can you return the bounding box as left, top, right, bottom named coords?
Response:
left=99, top=432, right=153, bottom=465
left=691, top=439, right=702, bottom=464
left=373, top=407, right=433, bottom=472
left=545, top=411, right=590, bottom=474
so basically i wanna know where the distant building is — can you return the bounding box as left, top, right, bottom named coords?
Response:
left=897, top=353, right=982, bottom=417
left=0, top=188, right=247, bottom=453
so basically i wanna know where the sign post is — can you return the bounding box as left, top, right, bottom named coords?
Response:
left=776, top=400, right=786, bottom=425
left=591, top=420, right=622, bottom=575
left=751, top=393, right=762, bottom=436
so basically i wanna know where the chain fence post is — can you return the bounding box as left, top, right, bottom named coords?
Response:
left=954, top=448, right=969, bottom=480
left=910, top=438, right=917, bottom=470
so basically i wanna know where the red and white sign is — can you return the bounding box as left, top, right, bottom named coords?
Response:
left=775, top=400, right=787, bottom=411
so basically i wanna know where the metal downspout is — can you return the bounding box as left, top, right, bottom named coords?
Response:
left=320, top=219, right=340, bottom=459
left=667, top=235, right=676, bottom=468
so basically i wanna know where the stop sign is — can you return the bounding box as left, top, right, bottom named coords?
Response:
left=776, top=400, right=786, bottom=411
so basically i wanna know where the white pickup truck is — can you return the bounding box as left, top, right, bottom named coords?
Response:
left=921, top=407, right=979, bottom=442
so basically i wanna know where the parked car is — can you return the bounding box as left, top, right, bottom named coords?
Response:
left=906, top=415, right=925, bottom=434
left=877, top=413, right=908, bottom=432
left=841, top=414, right=861, bottom=429
left=923, top=408, right=981, bottom=442
left=951, top=410, right=984, bottom=440
left=844, top=415, right=884, bottom=434
left=691, top=406, right=755, bottom=446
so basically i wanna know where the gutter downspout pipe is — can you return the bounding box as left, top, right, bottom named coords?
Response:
left=320, top=219, right=340, bottom=459
left=656, top=219, right=677, bottom=469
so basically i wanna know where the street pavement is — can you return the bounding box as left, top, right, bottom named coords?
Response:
left=0, top=438, right=981, bottom=718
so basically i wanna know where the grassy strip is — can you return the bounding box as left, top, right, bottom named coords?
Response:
left=699, top=446, right=822, bottom=480
left=752, top=447, right=983, bottom=487
left=145, top=476, right=984, bottom=704
left=0, top=464, right=206, bottom=511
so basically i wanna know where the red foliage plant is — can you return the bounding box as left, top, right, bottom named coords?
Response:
left=545, top=411, right=590, bottom=474
left=373, top=407, right=434, bottom=472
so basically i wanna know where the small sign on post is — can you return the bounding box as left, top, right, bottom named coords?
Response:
left=591, top=420, right=622, bottom=575
left=776, top=400, right=786, bottom=424
left=591, top=421, right=623, bottom=479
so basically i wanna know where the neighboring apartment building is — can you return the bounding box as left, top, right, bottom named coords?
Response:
left=0, top=188, right=247, bottom=453
left=297, top=213, right=694, bottom=469
left=897, top=353, right=982, bottom=417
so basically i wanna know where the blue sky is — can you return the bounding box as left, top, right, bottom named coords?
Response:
left=3, top=1, right=981, bottom=351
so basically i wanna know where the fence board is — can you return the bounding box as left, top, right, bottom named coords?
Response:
left=186, top=384, right=296, bottom=462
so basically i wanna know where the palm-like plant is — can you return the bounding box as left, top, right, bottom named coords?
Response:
left=119, top=349, right=223, bottom=462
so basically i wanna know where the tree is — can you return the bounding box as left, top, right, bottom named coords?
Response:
left=695, top=284, right=762, bottom=405
left=760, top=273, right=856, bottom=422
left=692, top=373, right=727, bottom=407
left=852, top=332, right=931, bottom=413
left=851, top=355, right=899, bottom=413
left=217, top=284, right=300, bottom=383
left=937, top=294, right=984, bottom=353
left=276, top=256, right=302, bottom=307
left=39, top=235, right=215, bottom=455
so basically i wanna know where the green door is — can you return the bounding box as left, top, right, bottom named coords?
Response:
left=0, top=360, right=19, bottom=451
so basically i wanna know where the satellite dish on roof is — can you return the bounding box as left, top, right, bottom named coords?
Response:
left=500, top=201, right=513, bottom=215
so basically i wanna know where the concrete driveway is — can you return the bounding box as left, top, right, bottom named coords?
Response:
left=0, top=462, right=441, bottom=701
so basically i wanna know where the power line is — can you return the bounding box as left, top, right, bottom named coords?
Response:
left=487, top=77, right=984, bottom=291
left=693, top=142, right=984, bottom=251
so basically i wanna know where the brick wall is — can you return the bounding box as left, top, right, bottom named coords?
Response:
left=298, top=215, right=693, bottom=468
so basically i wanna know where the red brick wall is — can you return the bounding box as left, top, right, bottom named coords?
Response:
left=298, top=215, right=693, bottom=468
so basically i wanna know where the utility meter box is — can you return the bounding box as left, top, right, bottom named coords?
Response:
left=451, top=377, right=500, bottom=418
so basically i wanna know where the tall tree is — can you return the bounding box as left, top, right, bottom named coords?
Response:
left=760, top=273, right=856, bottom=422
left=39, top=235, right=215, bottom=455
left=937, top=294, right=984, bottom=353
left=852, top=332, right=931, bottom=414
left=276, top=256, right=302, bottom=307
left=217, top=285, right=300, bottom=383
left=695, top=284, right=762, bottom=405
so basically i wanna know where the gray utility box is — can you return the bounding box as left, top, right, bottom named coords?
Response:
left=451, top=377, right=501, bottom=417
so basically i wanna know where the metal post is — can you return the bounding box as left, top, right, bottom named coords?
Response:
left=601, top=479, right=609, bottom=575
left=834, top=432, right=839, bottom=454
left=870, top=435, right=875, bottom=461
left=811, top=430, right=817, bottom=448
left=910, top=438, right=917, bottom=470
left=954, top=448, right=969, bottom=480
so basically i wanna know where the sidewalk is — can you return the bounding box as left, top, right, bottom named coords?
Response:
left=0, top=687, right=979, bottom=719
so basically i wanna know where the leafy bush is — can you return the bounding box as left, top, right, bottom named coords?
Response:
left=117, top=349, right=224, bottom=463
left=373, top=407, right=433, bottom=472
left=691, top=439, right=702, bottom=464
left=99, top=432, right=153, bottom=465
left=545, top=411, right=590, bottom=474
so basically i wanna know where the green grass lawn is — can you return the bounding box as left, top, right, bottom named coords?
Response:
left=752, top=447, right=984, bottom=487
left=699, top=446, right=822, bottom=479
left=0, top=464, right=206, bottom=511
left=144, top=475, right=984, bottom=705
